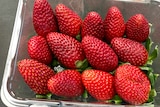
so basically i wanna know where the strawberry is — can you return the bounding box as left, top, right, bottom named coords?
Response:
left=82, top=69, right=115, bottom=101
left=46, top=32, right=85, bottom=69
left=126, top=14, right=149, bottom=42
left=33, top=0, right=58, bottom=37
left=111, top=37, right=148, bottom=66
left=115, top=64, right=151, bottom=105
left=47, top=69, right=84, bottom=98
left=55, top=3, right=82, bottom=37
left=104, top=6, right=125, bottom=43
left=82, top=35, right=118, bottom=72
left=82, top=11, right=104, bottom=40
left=18, top=59, right=55, bottom=94
left=28, top=35, right=53, bottom=65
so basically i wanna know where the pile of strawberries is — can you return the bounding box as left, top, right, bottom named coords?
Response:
left=17, top=0, right=159, bottom=105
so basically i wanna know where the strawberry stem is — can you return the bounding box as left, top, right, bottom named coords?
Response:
left=153, top=73, right=159, bottom=81
left=149, top=23, right=153, bottom=35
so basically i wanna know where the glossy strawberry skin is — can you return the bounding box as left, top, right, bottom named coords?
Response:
left=82, top=69, right=115, bottom=101
left=115, top=64, right=151, bottom=105
left=82, top=11, right=104, bottom=40
left=46, top=32, right=85, bottom=69
left=33, top=0, right=58, bottom=37
left=55, top=4, right=82, bottom=37
left=104, top=6, right=125, bottom=43
left=111, top=37, right=148, bottom=66
left=48, top=69, right=84, bottom=98
left=82, top=35, right=118, bottom=72
left=18, top=59, right=55, bottom=94
left=28, top=35, right=53, bottom=65
left=126, top=14, right=149, bottom=42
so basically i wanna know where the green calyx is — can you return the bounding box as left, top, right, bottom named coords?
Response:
left=139, top=67, right=159, bottom=105
left=36, top=93, right=52, bottom=99
left=51, top=58, right=65, bottom=72
left=82, top=90, right=88, bottom=103
left=145, top=37, right=159, bottom=66
left=75, top=59, right=89, bottom=72
left=149, top=89, right=157, bottom=98
left=140, top=35, right=159, bottom=105
left=107, top=95, right=123, bottom=104
left=140, top=66, right=159, bottom=90
left=75, top=34, right=82, bottom=42
left=51, top=58, right=60, bottom=67
left=145, top=37, right=153, bottom=53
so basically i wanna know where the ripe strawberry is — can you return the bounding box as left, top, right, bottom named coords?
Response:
left=28, top=35, right=53, bottom=65
left=18, top=59, right=55, bottom=94
left=47, top=69, right=84, bottom=98
left=82, top=69, right=115, bottom=101
left=55, top=3, right=82, bottom=37
left=82, top=35, right=118, bottom=72
left=82, top=11, right=104, bottom=40
left=115, top=64, right=151, bottom=105
left=126, top=14, right=149, bottom=42
left=111, top=37, right=148, bottom=66
left=104, top=6, right=125, bottom=43
left=46, top=32, right=85, bottom=69
left=33, top=0, right=58, bottom=37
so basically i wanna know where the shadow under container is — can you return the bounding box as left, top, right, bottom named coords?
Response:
left=1, top=0, right=160, bottom=106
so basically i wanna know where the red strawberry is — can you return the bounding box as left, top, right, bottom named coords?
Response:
left=82, top=11, right=104, bottom=40
left=55, top=4, right=82, bottom=37
left=33, top=0, right=58, bottom=37
left=126, top=14, right=149, bottom=42
left=46, top=32, right=85, bottom=69
left=82, top=35, right=118, bottom=72
left=47, top=69, right=84, bottom=98
left=104, top=6, right=125, bottom=43
left=18, top=59, right=55, bottom=94
left=115, top=64, right=151, bottom=105
left=82, top=69, right=115, bottom=101
left=111, top=37, right=148, bottom=66
left=28, top=35, right=53, bottom=65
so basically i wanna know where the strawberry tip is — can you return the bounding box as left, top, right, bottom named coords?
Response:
left=139, top=66, right=158, bottom=89
left=145, top=37, right=153, bottom=53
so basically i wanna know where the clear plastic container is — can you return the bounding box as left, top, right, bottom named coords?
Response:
left=1, top=0, right=160, bottom=106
